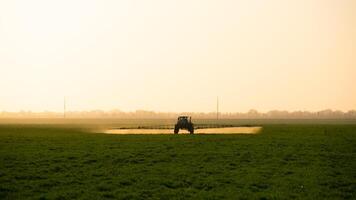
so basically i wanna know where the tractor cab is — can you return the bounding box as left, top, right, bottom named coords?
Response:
left=177, top=116, right=191, bottom=123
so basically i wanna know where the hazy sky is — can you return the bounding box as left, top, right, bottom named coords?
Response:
left=1, top=0, right=355, bottom=112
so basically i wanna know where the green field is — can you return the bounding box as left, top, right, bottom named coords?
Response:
left=0, top=120, right=355, bottom=199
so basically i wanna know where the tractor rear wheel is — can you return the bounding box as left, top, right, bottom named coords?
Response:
left=188, top=125, right=194, bottom=134
left=174, top=125, right=179, bottom=134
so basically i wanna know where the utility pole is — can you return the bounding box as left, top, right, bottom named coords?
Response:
left=217, top=96, right=219, bottom=121
left=63, top=96, right=66, bottom=119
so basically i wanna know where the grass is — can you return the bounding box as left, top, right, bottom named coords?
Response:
left=0, top=123, right=355, bottom=199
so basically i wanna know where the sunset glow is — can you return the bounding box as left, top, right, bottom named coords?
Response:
left=1, top=0, right=355, bottom=112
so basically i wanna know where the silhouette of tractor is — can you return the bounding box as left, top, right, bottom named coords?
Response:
left=174, top=116, right=194, bottom=134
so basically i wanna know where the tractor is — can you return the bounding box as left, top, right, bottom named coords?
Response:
left=174, top=116, right=194, bottom=134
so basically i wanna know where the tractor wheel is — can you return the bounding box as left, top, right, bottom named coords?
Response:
left=189, top=125, right=194, bottom=134
left=174, top=126, right=179, bottom=134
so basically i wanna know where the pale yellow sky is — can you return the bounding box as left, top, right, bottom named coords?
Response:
left=0, top=0, right=355, bottom=112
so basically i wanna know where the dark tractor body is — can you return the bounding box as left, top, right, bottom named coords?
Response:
left=174, top=116, right=194, bottom=134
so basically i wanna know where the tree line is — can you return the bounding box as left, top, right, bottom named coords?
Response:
left=1, top=109, right=355, bottom=119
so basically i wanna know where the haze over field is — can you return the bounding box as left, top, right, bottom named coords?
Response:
left=1, top=0, right=355, bottom=113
